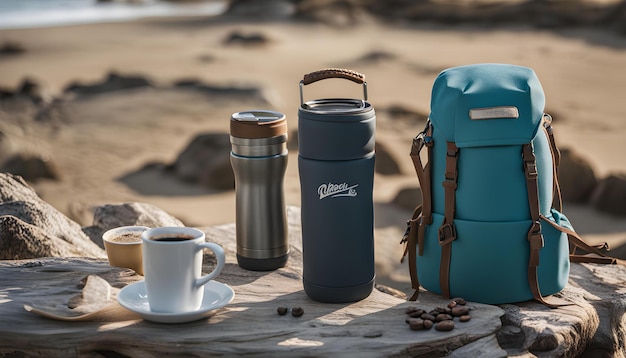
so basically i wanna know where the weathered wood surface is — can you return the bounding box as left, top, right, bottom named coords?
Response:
left=0, top=207, right=625, bottom=357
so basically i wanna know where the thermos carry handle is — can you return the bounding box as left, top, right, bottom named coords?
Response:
left=299, top=68, right=368, bottom=106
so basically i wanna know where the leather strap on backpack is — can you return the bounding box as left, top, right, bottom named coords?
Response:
left=401, top=122, right=433, bottom=301
left=405, top=130, right=461, bottom=300
left=540, top=216, right=617, bottom=264
left=402, top=205, right=422, bottom=301
left=438, top=141, right=459, bottom=299
left=523, top=143, right=574, bottom=308
left=542, top=115, right=616, bottom=264
left=522, top=142, right=557, bottom=307
left=543, top=114, right=563, bottom=212
left=524, top=138, right=617, bottom=308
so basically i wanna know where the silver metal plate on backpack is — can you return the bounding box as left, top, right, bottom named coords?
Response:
left=469, top=106, right=519, bottom=120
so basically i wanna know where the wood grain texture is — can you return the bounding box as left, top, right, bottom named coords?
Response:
left=0, top=207, right=624, bottom=357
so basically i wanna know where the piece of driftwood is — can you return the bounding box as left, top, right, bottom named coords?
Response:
left=0, top=207, right=624, bottom=357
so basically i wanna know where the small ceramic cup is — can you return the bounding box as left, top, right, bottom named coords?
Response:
left=141, top=227, right=226, bottom=313
left=102, top=226, right=149, bottom=275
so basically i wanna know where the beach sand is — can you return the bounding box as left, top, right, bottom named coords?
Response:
left=1, top=14, right=625, bottom=290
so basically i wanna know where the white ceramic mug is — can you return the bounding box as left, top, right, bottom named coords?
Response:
left=141, top=227, right=226, bottom=313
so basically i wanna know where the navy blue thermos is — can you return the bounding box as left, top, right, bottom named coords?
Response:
left=297, top=68, right=376, bottom=303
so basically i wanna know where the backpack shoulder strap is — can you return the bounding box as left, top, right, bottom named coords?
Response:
left=401, top=122, right=433, bottom=301
left=438, top=141, right=459, bottom=299
left=523, top=142, right=574, bottom=308
left=522, top=142, right=555, bottom=306
left=525, top=117, right=618, bottom=307
left=542, top=115, right=617, bottom=265
left=542, top=114, right=563, bottom=212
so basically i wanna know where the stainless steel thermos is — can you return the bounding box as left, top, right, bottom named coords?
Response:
left=298, top=69, right=376, bottom=303
left=230, top=110, right=289, bottom=271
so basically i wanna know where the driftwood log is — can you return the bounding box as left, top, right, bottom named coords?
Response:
left=0, top=207, right=625, bottom=357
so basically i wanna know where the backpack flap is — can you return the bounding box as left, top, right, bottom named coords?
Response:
left=430, top=63, right=545, bottom=147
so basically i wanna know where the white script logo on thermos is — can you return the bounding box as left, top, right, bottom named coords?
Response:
left=317, top=182, right=358, bottom=199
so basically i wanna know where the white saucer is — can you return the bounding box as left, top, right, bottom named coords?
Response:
left=117, top=280, right=234, bottom=324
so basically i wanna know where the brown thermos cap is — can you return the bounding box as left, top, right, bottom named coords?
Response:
left=230, top=110, right=287, bottom=139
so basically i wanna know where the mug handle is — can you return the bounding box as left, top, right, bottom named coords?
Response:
left=194, top=242, right=226, bottom=288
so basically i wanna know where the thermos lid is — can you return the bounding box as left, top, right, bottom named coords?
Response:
left=230, top=110, right=287, bottom=139
left=301, top=98, right=372, bottom=115
left=297, top=69, right=375, bottom=161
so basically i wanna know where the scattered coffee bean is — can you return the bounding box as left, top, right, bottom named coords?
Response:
left=460, top=315, right=472, bottom=322
left=452, top=297, right=467, bottom=305
left=436, top=313, right=453, bottom=322
left=409, top=319, right=425, bottom=331
left=277, top=307, right=288, bottom=315
left=405, top=306, right=420, bottom=315
left=435, top=320, right=455, bottom=331
left=363, top=330, right=383, bottom=338
left=291, top=306, right=304, bottom=317
left=451, top=306, right=470, bottom=317
left=408, top=309, right=425, bottom=318
left=423, top=319, right=434, bottom=330
left=436, top=306, right=452, bottom=314
left=403, top=298, right=468, bottom=333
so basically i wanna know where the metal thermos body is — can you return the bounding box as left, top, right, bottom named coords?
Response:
left=297, top=69, right=376, bottom=303
left=230, top=110, right=289, bottom=271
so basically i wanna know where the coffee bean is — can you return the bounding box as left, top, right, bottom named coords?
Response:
left=277, top=307, right=288, bottom=315
left=452, top=297, right=467, bottom=305
left=408, top=309, right=425, bottom=318
left=436, top=313, right=453, bottom=322
left=405, top=306, right=420, bottom=315
left=402, top=304, right=470, bottom=333
left=291, top=306, right=304, bottom=317
left=423, top=319, right=434, bottom=330
left=451, top=306, right=470, bottom=317
left=460, top=315, right=472, bottom=322
left=435, top=320, right=455, bottom=331
left=436, top=306, right=451, bottom=314
left=409, top=319, right=425, bottom=331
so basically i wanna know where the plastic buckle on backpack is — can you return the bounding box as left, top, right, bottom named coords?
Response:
left=438, top=223, right=456, bottom=246
left=524, top=161, right=538, bottom=179
left=442, top=177, right=458, bottom=190
left=411, top=136, right=425, bottom=155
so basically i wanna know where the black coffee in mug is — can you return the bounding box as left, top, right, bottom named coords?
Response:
left=151, top=236, right=193, bottom=242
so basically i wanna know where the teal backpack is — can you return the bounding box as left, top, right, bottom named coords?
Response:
left=402, top=63, right=616, bottom=305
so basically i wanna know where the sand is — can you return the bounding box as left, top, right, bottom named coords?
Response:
left=1, top=15, right=625, bottom=289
